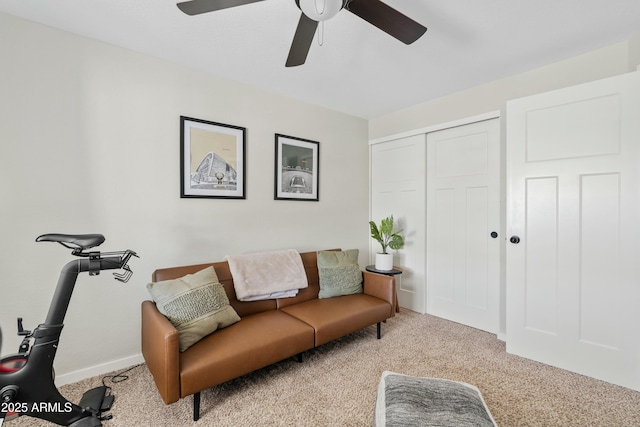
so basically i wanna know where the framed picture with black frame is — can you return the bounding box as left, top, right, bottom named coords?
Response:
left=180, top=116, right=246, bottom=199
left=274, top=134, right=319, bottom=201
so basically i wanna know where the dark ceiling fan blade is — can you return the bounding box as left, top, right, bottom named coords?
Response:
left=177, top=0, right=266, bottom=16
left=286, top=13, right=319, bottom=67
left=346, top=0, right=427, bottom=44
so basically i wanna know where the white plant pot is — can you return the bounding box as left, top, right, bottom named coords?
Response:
left=375, top=253, right=393, bottom=271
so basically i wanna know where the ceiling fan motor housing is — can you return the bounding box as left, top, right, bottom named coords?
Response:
left=295, top=0, right=347, bottom=21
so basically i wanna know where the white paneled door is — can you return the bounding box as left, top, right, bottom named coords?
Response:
left=506, top=71, right=640, bottom=391
left=426, top=119, right=501, bottom=333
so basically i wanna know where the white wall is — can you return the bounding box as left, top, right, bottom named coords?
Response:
left=369, top=37, right=640, bottom=139
left=0, top=12, right=368, bottom=382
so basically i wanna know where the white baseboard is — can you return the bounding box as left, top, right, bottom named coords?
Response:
left=55, top=354, right=145, bottom=387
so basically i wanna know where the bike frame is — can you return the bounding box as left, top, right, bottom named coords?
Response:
left=0, top=236, right=136, bottom=426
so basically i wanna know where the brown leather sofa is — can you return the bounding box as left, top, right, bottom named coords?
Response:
left=141, top=250, right=396, bottom=421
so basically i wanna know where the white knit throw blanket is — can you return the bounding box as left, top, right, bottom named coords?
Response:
left=225, top=249, right=309, bottom=301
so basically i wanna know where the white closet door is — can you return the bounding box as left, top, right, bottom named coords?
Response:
left=506, top=71, right=640, bottom=391
left=426, top=119, right=501, bottom=333
left=370, top=135, right=426, bottom=313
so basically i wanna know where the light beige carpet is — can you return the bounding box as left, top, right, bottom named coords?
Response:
left=11, top=310, right=640, bottom=426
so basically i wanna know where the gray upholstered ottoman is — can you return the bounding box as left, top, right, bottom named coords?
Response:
left=374, top=371, right=497, bottom=426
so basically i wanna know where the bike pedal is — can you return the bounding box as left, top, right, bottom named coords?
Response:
left=78, top=386, right=111, bottom=414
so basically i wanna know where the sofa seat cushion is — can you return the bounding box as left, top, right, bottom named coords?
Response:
left=279, top=294, right=392, bottom=346
left=179, top=310, right=315, bottom=397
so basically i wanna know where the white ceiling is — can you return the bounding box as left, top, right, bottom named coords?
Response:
left=1, top=0, right=639, bottom=119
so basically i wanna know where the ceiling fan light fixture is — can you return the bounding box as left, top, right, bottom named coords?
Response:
left=298, top=0, right=344, bottom=21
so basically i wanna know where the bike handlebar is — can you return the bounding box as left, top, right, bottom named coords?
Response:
left=80, top=250, right=138, bottom=281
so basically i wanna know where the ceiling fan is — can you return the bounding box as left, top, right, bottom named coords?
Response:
left=176, top=0, right=427, bottom=67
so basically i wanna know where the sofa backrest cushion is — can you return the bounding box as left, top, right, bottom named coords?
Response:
left=150, top=249, right=340, bottom=317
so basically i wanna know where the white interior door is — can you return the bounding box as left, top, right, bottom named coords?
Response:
left=370, top=135, right=426, bottom=313
left=506, top=71, right=640, bottom=391
left=426, top=119, right=501, bottom=333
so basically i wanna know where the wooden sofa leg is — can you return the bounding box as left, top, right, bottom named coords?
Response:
left=377, top=322, right=381, bottom=339
left=297, top=353, right=303, bottom=363
left=193, top=392, right=201, bottom=421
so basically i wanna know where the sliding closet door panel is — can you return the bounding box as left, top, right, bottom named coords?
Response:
left=426, top=119, right=501, bottom=333
left=370, top=134, right=426, bottom=312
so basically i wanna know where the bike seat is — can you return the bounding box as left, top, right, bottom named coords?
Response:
left=36, top=234, right=105, bottom=250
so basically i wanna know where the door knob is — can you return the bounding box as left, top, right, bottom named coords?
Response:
left=510, top=235, right=521, bottom=244
left=490, top=231, right=498, bottom=238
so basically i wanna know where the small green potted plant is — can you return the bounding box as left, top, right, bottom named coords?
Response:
left=369, top=215, right=405, bottom=270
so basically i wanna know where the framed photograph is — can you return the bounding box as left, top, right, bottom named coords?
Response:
left=274, top=134, right=319, bottom=201
left=180, top=116, right=246, bottom=199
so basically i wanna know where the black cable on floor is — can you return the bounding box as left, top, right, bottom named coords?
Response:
left=101, top=363, right=143, bottom=394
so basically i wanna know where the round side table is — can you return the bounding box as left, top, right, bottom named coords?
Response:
left=365, top=265, right=402, bottom=313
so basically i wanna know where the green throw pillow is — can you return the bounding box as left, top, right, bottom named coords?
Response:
left=317, top=249, right=363, bottom=299
left=147, top=266, right=240, bottom=352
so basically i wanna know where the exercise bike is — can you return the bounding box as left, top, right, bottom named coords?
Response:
left=0, top=234, right=138, bottom=426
